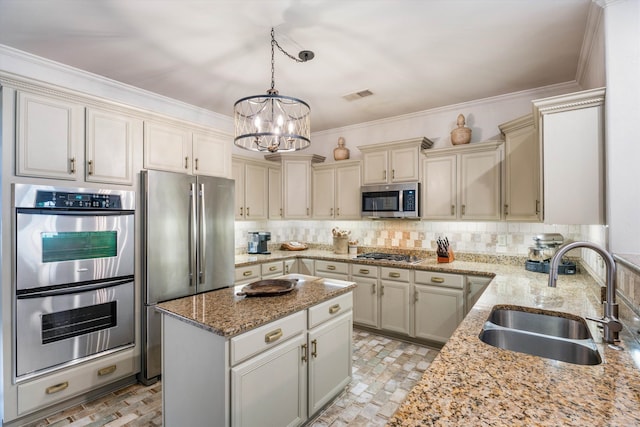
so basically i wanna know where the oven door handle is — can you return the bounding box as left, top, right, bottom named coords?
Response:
left=16, top=208, right=134, bottom=216
left=16, top=277, right=134, bottom=299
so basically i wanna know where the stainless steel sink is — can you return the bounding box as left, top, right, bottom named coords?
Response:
left=479, top=305, right=602, bottom=365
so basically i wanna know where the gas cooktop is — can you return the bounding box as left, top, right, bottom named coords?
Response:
left=355, top=252, right=424, bottom=264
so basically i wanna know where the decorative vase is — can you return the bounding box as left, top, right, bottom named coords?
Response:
left=451, top=114, right=471, bottom=145
left=333, top=137, right=350, bottom=160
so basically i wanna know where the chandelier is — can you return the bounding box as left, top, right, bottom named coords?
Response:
left=234, top=28, right=313, bottom=153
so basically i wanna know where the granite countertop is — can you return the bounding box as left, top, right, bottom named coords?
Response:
left=155, top=274, right=356, bottom=338
left=237, top=249, right=640, bottom=426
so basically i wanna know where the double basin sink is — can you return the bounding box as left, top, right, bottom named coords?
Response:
left=479, top=305, right=601, bottom=365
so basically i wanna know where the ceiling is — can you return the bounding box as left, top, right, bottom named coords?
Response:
left=0, top=0, right=593, bottom=132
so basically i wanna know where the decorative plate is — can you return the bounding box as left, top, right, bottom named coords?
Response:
left=236, top=279, right=298, bottom=297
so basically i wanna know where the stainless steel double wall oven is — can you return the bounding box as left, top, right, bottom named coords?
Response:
left=14, top=184, right=135, bottom=381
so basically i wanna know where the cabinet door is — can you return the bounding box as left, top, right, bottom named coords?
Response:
left=390, top=146, right=419, bottom=182
left=380, top=280, right=410, bottom=335
left=352, top=276, right=379, bottom=328
left=312, top=167, right=335, bottom=219
left=283, top=159, right=311, bottom=218
left=308, top=312, right=352, bottom=416
left=143, top=121, right=191, bottom=173
left=414, top=284, right=464, bottom=343
left=16, top=91, right=83, bottom=180
left=85, top=108, right=139, bottom=185
left=268, top=167, right=283, bottom=219
left=192, top=131, right=231, bottom=178
left=503, top=119, right=540, bottom=221
left=231, top=333, right=307, bottom=427
left=335, top=163, right=362, bottom=219
left=459, top=148, right=502, bottom=220
left=231, top=160, right=245, bottom=219
left=362, top=151, right=388, bottom=184
left=244, top=163, right=268, bottom=220
left=423, top=155, right=457, bottom=219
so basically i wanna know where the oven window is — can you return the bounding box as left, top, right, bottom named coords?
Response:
left=41, top=231, right=117, bottom=262
left=41, top=301, right=117, bottom=344
left=362, top=191, right=399, bottom=212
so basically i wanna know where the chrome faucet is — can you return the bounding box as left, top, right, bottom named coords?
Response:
left=548, top=241, right=622, bottom=344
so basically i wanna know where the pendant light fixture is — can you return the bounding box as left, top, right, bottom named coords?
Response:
left=234, top=28, right=313, bottom=153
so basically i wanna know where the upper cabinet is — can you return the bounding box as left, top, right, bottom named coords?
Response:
left=268, top=165, right=283, bottom=219
left=358, top=138, right=422, bottom=184
left=533, top=88, right=605, bottom=225
left=85, top=107, right=140, bottom=185
left=16, top=90, right=140, bottom=185
left=232, top=156, right=269, bottom=221
left=422, top=141, right=503, bottom=221
left=143, top=121, right=231, bottom=178
left=499, top=114, right=541, bottom=222
left=312, top=161, right=361, bottom=220
left=265, top=153, right=325, bottom=219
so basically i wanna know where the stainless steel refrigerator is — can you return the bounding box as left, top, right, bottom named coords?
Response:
left=140, top=169, right=235, bottom=383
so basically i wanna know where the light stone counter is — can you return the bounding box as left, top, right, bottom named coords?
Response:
left=236, top=250, right=640, bottom=426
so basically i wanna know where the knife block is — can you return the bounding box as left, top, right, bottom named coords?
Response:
left=437, top=248, right=455, bottom=263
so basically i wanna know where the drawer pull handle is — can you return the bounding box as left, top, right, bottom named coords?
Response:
left=301, top=343, right=308, bottom=362
left=372, top=285, right=376, bottom=295
left=431, top=277, right=445, bottom=284
left=69, top=157, right=76, bottom=174
left=359, top=269, right=369, bottom=274
left=46, top=382, right=69, bottom=395
left=265, top=328, right=283, bottom=343
left=389, top=272, right=401, bottom=278
left=184, top=156, right=189, bottom=169
left=195, top=158, right=199, bottom=170
left=269, top=266, right=277, bottom=272
left=87, top=160, right=93, bottom=175
left=243, top=270, right=252, bottom=277
left=311, top=339, right=318, bottom=358
left=329, top=304, right=341, bottom=315
left=98, top=365, right=117, bottom=376
left=327, top=265, right=336, bottom=271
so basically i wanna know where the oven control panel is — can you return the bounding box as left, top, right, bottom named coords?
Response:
left=35, top=191, right=122, bottom=209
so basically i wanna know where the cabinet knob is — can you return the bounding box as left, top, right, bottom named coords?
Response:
left=46, top=381, right=69, bottom=395
left=265, top=328, right=283, bottom=343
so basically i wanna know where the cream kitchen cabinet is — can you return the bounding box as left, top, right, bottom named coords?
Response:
left=351, top=265, right=380, bottom=328
left=380, top=267, right=411, bottom=335
left=307, top=294, right=353, bottom=416
left=232, top=156, right=268, bottom=220
left=261, top=260, right=284, bottom=279
left=533, top=88, right=605, bottom=225
left=359, top=138, right=422, bottom=184
left=16, top=91, right=140, bottom=185
left=312, top=161, right=362, bottom=219
left=268, top=165, right=283, bottom=219
left=422, top=140, right=503, bottom=221
left=144, top=120, right=231, bottom=178
left=499, top=114, right=541, bottom=221
left=413, top=271, right=465, bottom=344
left=314, top=260, right=349, bottom=281
left=234, top=264, right=260, bottom=286
left=265, top=154, right=325, bottom=219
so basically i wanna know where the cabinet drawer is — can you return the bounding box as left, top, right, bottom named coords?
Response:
left=230, top=311, right=306, bottom=366
left=18, top=348, right=136, bottom=416
left=261, top=261, right=284, bottom=277
left=380, top=267, right=410, bottom=282
left=351, top=265, right=378, bottom=278
left=315, top=260, right=349, bottom=275
left=309, top=293, right=353, bottom=329
left=235, top=265, right=260, bottom=282
left=414, top=270, right=464, bottom=289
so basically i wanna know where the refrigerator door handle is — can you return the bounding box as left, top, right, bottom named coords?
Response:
left=189, top=182, right=197, bottom=287
left=199, top=183, right=206, bottom=285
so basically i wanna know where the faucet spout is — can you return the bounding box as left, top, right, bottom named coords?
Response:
left=547, top=241, right=622, bottom=344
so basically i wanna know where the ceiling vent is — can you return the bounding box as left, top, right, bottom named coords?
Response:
left=343, top=89, right=373, bottom=101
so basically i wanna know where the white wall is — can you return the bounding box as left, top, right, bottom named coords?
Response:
left=603, top=0, right=640, bottom=255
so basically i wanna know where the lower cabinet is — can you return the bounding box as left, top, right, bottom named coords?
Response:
left=380, top=267, right=411, bottom=335
left=413, top=271, right=465, bottom=343
left=351, top=265, right=380, bottom=328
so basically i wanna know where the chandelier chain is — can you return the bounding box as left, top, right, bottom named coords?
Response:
left=270, top=27, right=304, bottom=91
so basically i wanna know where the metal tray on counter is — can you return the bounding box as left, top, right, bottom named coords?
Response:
left=236, top=279, right=298, bottom=297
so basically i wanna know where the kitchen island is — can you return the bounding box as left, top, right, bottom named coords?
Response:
left=156, top=274, right=356, bottom=427
left=234, top=250, right=640, bottom=426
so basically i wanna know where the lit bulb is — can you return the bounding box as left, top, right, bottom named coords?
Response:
left=277, top=115, right=284, bottom=127
left=254, top=117, right=261, bottom=132
left=288, top=122, right=294, bottom=133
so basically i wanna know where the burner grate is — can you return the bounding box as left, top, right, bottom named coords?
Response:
left=356, top=252, right=423, bottom=264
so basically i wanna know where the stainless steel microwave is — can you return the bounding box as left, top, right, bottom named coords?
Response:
left=361, top=182, right=420, bottom=218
